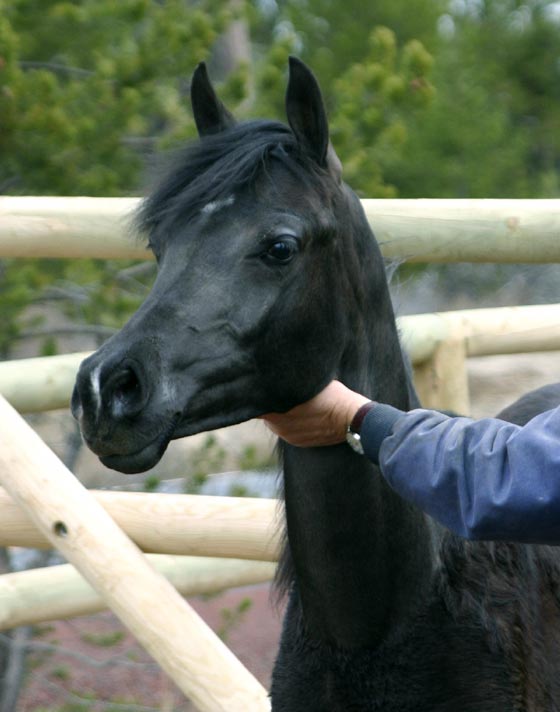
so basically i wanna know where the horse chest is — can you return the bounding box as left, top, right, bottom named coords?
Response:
left=271, top=591, right=515, bottom=712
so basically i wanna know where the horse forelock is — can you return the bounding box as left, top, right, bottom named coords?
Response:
left=135, top=119, right=335, bottom=240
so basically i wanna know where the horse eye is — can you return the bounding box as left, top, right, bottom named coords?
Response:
left=265, top=239, right=298, bottom=264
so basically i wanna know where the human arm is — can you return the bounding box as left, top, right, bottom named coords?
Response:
left=260, top=381, right=560, bottom=544
left=373, top=404, right=560, bottom=543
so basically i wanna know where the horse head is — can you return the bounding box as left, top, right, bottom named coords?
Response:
left=72, top=58, right=367, bottom=474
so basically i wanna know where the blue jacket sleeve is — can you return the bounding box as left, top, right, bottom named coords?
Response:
left=360, top=403, right=560, bottom=543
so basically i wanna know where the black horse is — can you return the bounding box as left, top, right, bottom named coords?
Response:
left=72, top=59, right=560, bottom=710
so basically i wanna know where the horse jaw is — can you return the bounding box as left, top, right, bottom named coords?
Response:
left=98, top=418, right=178, bottom=474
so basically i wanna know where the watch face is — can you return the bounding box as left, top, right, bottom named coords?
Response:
left=346, top=430, right=364, bottom=455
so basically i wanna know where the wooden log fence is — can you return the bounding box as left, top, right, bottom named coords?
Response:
left=0, top=555, right=275, bottom=631
left=361, top=199, right=560, bottom=263
left=0, top=196, right=559, bottom=708
left=0, top=393, right=270, bottom=711
left=0, top=487, right=280, bottom=560
left=401, top=303, right=560, bottom=413
left=0, top=350, right=91, bottom=413
left=2, top=196, right=560, bottom=262
left=1, top=197, right=558, bottom=416
left=1, top=304, right=558, bottom=414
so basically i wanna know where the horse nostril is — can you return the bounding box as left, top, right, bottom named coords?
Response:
left=104, top=363, right=147, bottom=419
left=113, top=368, right=140, bottom=401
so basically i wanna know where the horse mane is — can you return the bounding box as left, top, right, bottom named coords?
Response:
left=136, top=119, right=331, bottom=237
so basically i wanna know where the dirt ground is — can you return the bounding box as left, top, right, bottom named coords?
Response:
left=18, top=584, right=283, bottom=711
left=14, top=350, right=559, bottom=710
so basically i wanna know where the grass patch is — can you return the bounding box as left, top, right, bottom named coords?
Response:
left=81, top=630, right=125, bottom=647
left=218, top=597, right=253, bottom=641
left=50, top=664, right=71, bottom=680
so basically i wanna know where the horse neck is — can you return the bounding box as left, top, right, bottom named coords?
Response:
left=281, top=205, right=437, bottom=649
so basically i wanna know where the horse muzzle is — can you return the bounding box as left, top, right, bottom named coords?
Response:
left=71, top=348, right=181, bottom=473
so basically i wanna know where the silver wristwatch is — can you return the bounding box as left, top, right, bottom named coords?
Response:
left=345, top=402, right=375, bottom=455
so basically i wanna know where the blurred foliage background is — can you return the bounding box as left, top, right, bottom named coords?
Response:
left=1, top=0, right=560, bottom=357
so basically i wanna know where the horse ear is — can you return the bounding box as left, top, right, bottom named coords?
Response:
left=190, top=62, right=236, bottom=137
left=285, top=57, right=342, bottom=181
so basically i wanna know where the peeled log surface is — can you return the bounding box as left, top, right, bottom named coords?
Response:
left=400, top=303, right=560, bottom=363
left=362, top=198, right=560, bottom=263
left=0, top=197, right=144, bottom=259
left=0, top=394, right=270, bottom=712
left=0, top=555, right=275, bottom=631
left=2, top=196, right=560, bottom=262
left=0, top=488, right=281, bottom=560
left=0, top=351, right=90, bottom=413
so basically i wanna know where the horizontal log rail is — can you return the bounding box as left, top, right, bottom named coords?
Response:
left=1, top=304, right=558, bottom=413
left=0, top=487, right=281, bottom=560
left=362, top=199, right=560, bottom=263
left=0, top=555, right=275, bottom=631
left=0, top=351, right=91, bottom=413
left=402, top=303, right=560, bottom=413
left=0, top=197, right=142, bottom=259
left=400, top=303, right=560, bottom=363
left=2, top=196, right=560, bottom=262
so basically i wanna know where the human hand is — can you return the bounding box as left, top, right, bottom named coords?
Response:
left=260, top=380, right=370, bottom=447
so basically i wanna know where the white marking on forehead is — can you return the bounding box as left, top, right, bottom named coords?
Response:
left=201, top=195, right=235, bottom=216
left=90, top=365, right=101, bottom=415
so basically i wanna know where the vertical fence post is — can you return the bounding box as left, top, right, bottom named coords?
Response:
left=413, top=338, right=470, bottom=415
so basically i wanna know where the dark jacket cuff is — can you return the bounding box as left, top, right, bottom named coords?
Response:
left=360, top=403, right=405, bottom=465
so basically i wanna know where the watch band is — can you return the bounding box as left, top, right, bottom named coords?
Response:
left=349, top=401, right=376, bottom=434
left=346, top=401, right=375, bottom=455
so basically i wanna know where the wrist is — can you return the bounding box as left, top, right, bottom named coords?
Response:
left=344, top=395, right=372, bottom=432
left=349, top=401, right=376, bottom=433
left=345, top=399, right=375, bottom=454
